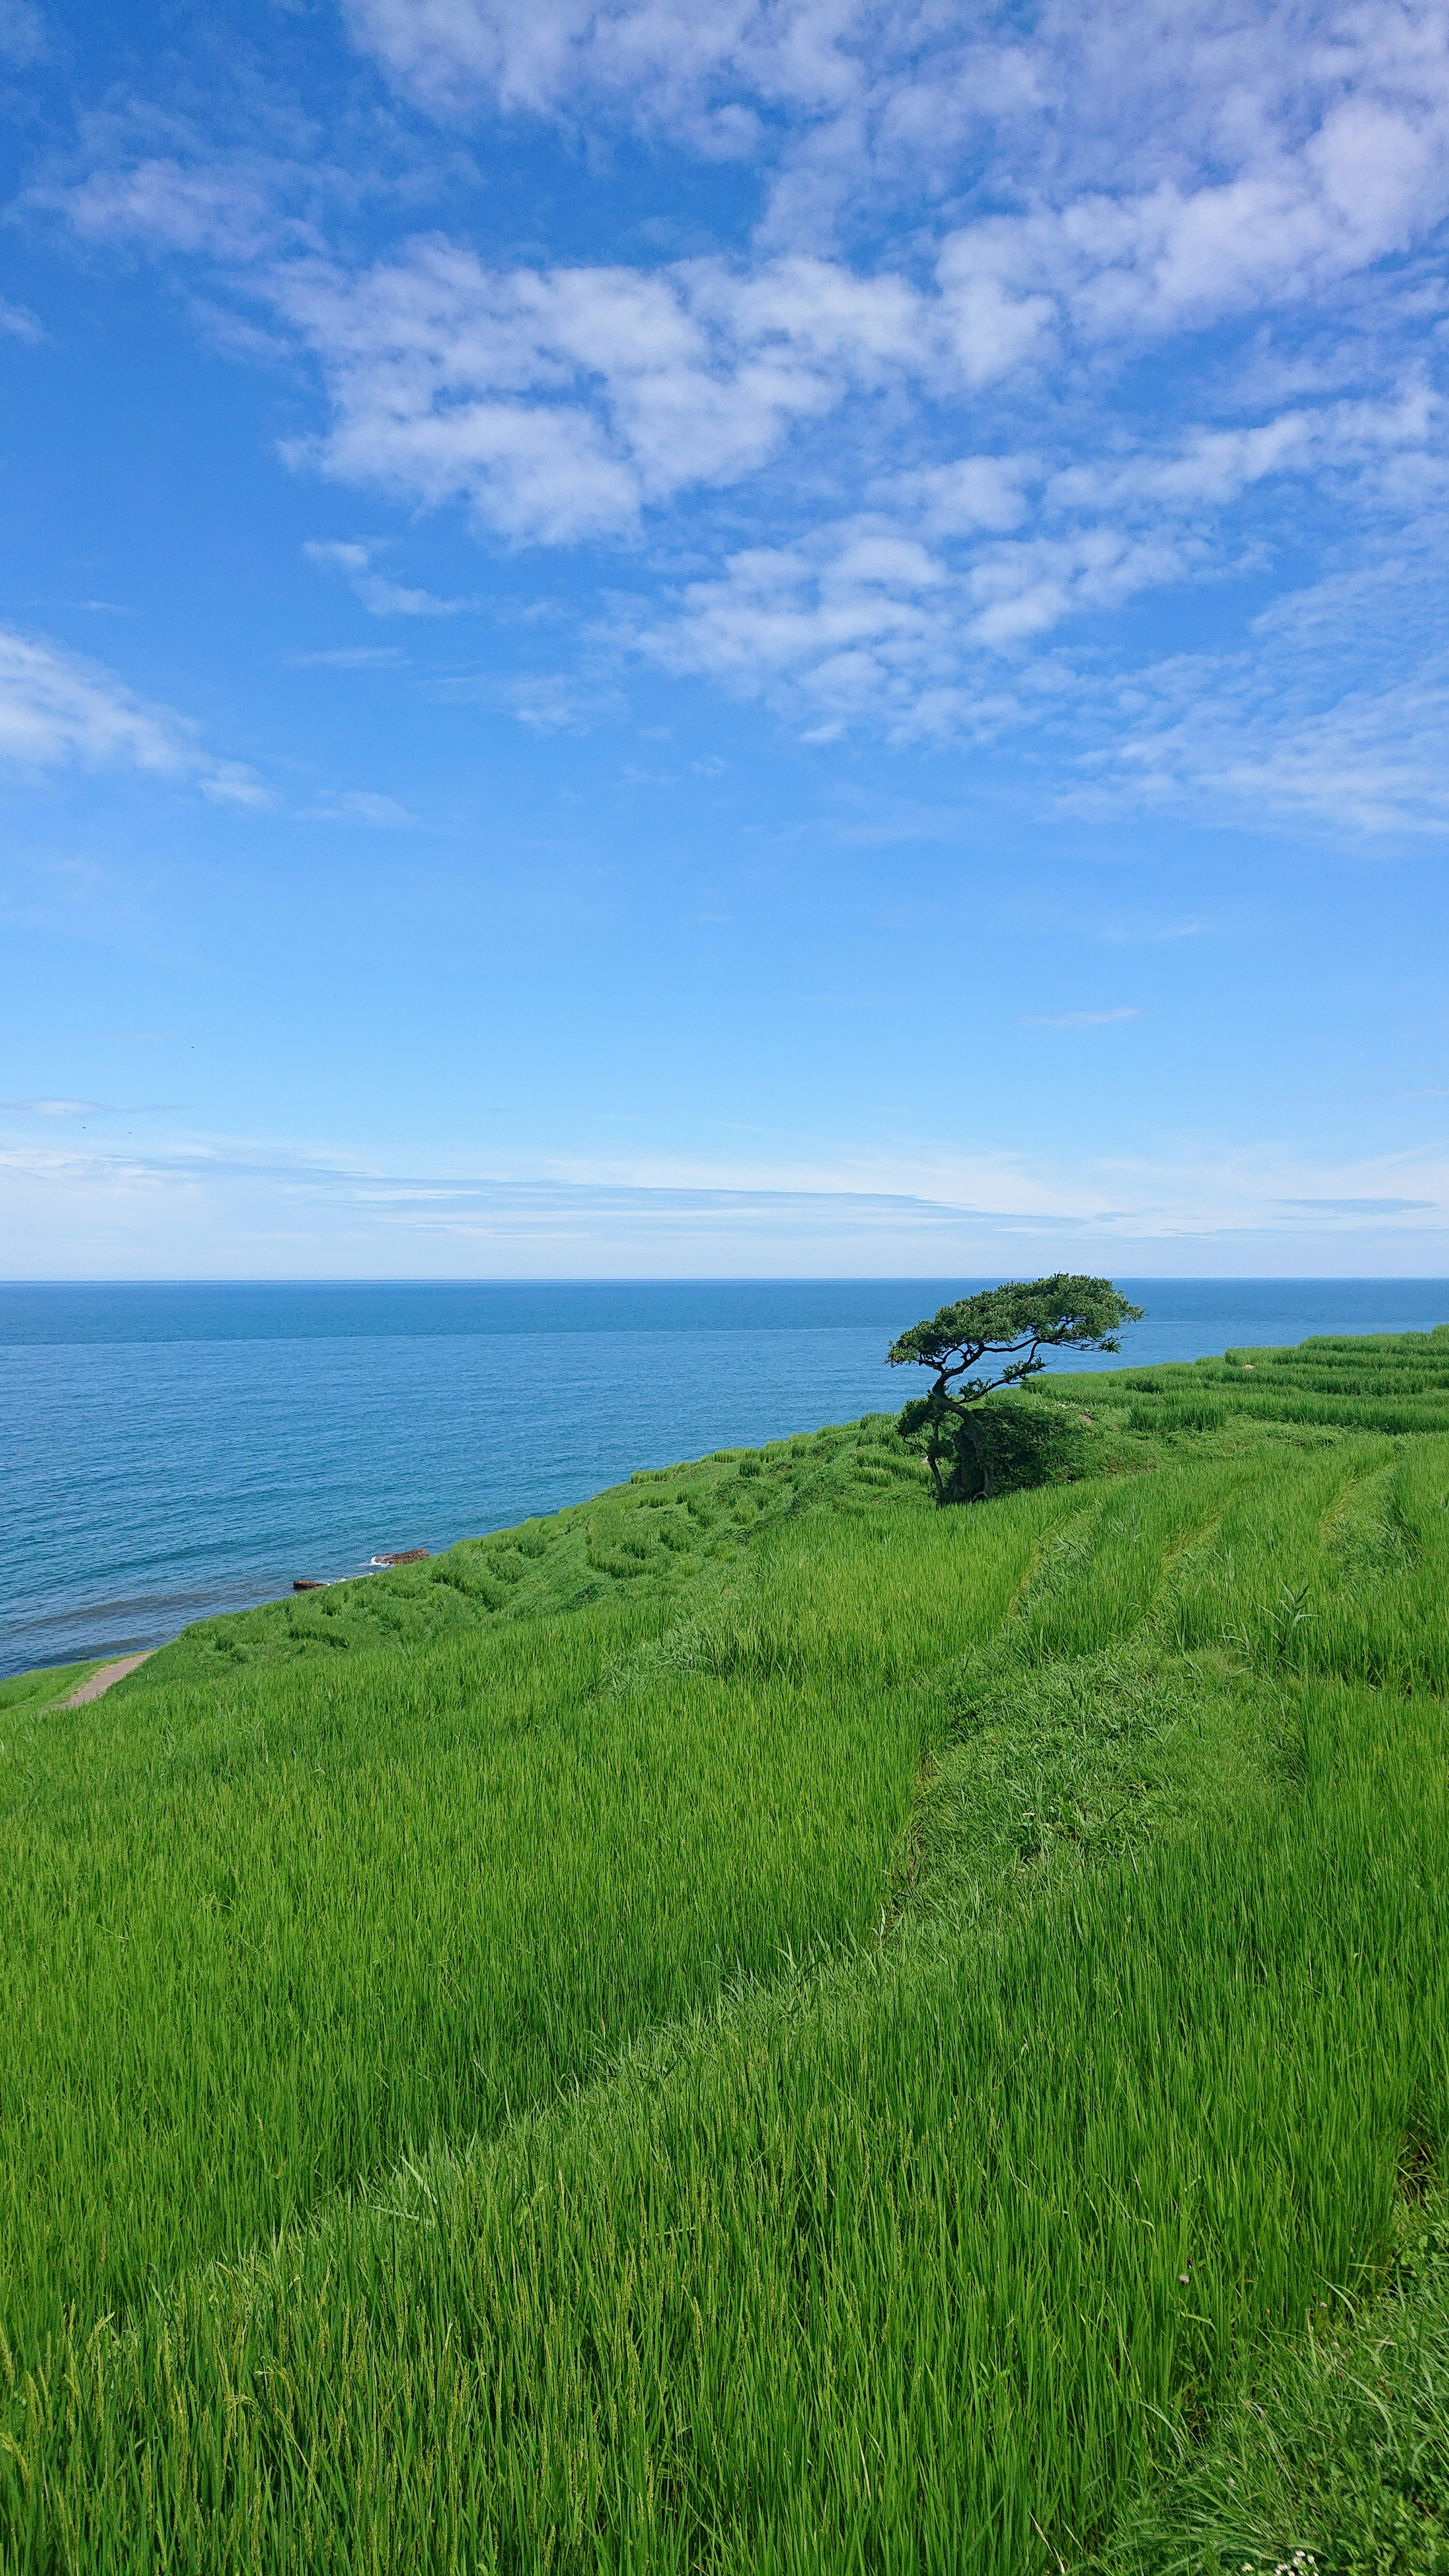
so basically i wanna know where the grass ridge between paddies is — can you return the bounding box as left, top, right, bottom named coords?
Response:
left=3, top=1326, right=1449, bottom=2572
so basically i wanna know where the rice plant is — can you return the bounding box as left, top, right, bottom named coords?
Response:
left=2, top=1327, right=1448, bottom=2571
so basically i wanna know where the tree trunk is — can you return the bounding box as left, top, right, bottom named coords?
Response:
left=946, top=1406, right=991, bottom=1504
left=954, top=1412, right=985, bottom=1504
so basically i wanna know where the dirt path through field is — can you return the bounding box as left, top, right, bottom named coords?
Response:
left=64, top=1652, right=155, bottom=1706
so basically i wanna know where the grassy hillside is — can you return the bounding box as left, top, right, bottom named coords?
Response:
left=2, top=1333, right=1447, bottom=2571
left=0, top=1657, right=107, bottom=1716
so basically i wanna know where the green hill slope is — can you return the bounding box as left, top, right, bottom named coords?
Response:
left=3, top=1333, right=1448, bottom=2573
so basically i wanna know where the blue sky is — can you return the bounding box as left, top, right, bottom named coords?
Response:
left=2, top=0, right=1448, bottom=1278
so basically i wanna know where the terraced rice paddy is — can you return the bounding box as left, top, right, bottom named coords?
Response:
left=2, top=1330, right=1447, bottom=2570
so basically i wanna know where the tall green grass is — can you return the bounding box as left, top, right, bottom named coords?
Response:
left=0, top=1483, right=1066, bottom=2362
left=1109, top=2190, right=1449, bottom=2571
left=149, top=1418, right=934, bottom=1685
left=5, top=1677, right=1446, bottom=2573
left=1102, top=1317, right=1449, bottom=1436
left=3, top=1331, right=1449, bottom=2571
left=1159, top=1434, right=1449, bottom=1693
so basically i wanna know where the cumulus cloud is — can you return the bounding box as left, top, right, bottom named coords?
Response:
left=341, top=0, right=1449, bottom=271
left=887, top=455, right=1035, bottom=537
left=636, top=514, right=1196, bottom=730
left=965, top=527, right=1193, bottom=647
left=276, top=242, right=937, bottom=542
left=263, top=203, right=1445, bottom=594
left=631, top=364, right=1447, bottom=740
left=0, top=625, right=268, bottom=804
left=1041, top=401, right=1434, bottom=517
left=340, top=0, right=890, bottom=131
left=637, top=526, right=963, bottom=737
left=937, top=107, right=1449, bottom=349
left=27, top=0, right=1449, bottom=814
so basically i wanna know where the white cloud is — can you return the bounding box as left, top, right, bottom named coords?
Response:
left=0, top=626, right=187, bottom=771
left=941, top=117, right=1449, bottom=351
left=303, top=536, right=471, bottom=615
left=49, top=157, right=295, bottom=260
left=631, top=357, right=1449, bottom=741
left=888, top=455, right=1034, bottom=537
left=638, top=514, right=1197, bottom=729
left=343, top=0, right=1449, bottom=284
left=0, top=297, right=43, bottom=341
left=200, top=760, right=274, bottom=810
left=0, top=1097, right=106, bottom=1117
left=1282, top=1195, right=1434, bottom=1213
left=878, top=396, right=1440, bottom=566
left=300, top=787, right=421, bottom=826
left=0, top=624, right=268, bottom=804
left=1079, top=649, right=1449, bottom=838
left=640, top=525, right=963, bottom=736
left=495, top=671, right=624, bottom=732
left=291, top=644, right=409, bottom=669
left=965, top=527, right=1192, bottom=647
left=8, top=1122, right=1446, bottom=1280
left=26, top=1, right=1449, bottom=814
left=340, top=0, right=886, bottom=129
left=277, top=241, right=935, bottom=543
left=266, top=204, right=1447, bottom=601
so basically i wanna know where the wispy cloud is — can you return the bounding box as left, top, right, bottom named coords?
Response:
left=302, top=537, right=472, bottom=617
left=0, top=1097, right=186, bottom=1117
left=291, top=644, right=408, bottom=669
left=43, top=154, right=300, bottom=261
left=5, top=1125, right=1447, bottom=1277
left=0, top=1097, right=106, bottom=1117
left=0, top=624, right=269, bottom=804
left=0, top=0, right=44, bottom=66
left=0, top=296, right=43, bottom=340
left=500, top=670, right=624, bottom=732
left=1080, top=648, right=1449, bottom=838
left=1280, top=1195, right=1436, bottom=1215
left=298, top=786, right=421, bottom=826
left=1022, top=1007, right=1142, bottom=1029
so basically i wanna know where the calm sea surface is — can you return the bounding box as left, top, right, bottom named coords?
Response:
left=3, top=1277, right=1446, bottom=1676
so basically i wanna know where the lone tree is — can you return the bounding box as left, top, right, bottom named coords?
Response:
left=888, top=1273, right=1143, bottom=1504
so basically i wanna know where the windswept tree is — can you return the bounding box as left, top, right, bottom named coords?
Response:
left=888, top=1274, right=1143, bottom=1503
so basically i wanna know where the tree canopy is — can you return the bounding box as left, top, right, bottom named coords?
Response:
left=888, top=1274, right=1143, bottom=1503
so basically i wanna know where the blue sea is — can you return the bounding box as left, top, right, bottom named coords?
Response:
left=3, top=1278, right=1447, bottom=1677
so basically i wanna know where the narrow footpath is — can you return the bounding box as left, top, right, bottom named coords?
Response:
left=65, top=1653, right=154, bottom=1706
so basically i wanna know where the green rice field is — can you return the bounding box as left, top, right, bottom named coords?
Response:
left=3, top=1327, right=1449, bottom=2570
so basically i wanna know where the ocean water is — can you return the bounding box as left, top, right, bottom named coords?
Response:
left=3, top=1277, right=1446, bottom=1677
